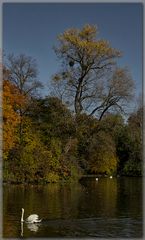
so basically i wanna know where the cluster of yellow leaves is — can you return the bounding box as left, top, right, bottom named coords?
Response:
left=58, top=24, right=121, bottom=60
left=79, top=24, right=97, bottom=40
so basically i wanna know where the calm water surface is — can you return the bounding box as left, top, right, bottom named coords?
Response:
left=3, top=177, right=143, bottom=238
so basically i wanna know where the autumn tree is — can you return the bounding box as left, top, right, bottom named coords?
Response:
left=52, top=24, right=134, bottom=118
left=3, top=67, right=23, bottom=157
left=5, top=54, right=43, bottom=142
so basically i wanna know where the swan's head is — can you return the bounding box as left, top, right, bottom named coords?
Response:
left=22, top=208, right=24, bottom=212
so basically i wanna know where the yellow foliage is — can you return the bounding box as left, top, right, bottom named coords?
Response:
left=3, top=80, right=21, bottom=154
left=3, top=78, right=27, bottom=155
left=57, top=24, right=121, bottom=61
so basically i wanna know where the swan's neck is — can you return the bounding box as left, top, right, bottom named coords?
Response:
left=21, top=210, right=24, bottom=222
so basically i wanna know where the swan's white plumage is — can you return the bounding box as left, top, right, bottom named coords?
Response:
left=26, top=214, right=41, bottom=223
left=21, top=208, right=41, bottom=223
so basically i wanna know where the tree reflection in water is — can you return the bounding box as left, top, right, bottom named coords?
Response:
left=3, top=178, right=142, bottom=238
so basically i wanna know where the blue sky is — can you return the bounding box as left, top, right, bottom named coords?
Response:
left=3, top=3, right=143, bottom=100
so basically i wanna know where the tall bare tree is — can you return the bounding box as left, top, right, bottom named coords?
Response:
left=6, top=54, right=42, bottom=96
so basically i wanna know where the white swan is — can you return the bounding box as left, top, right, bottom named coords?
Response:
left=21, top=208, right=42, bottom=223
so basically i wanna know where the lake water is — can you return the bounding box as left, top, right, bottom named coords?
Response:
left=3, top=177, right=143, bottom=238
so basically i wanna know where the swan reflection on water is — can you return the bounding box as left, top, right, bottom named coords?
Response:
left=21, top=221, right=41, bottom=236
left=27, top=222, right=40, bottom=232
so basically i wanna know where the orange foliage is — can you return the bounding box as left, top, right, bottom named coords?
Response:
left=3, top=79, right=25, bottom=154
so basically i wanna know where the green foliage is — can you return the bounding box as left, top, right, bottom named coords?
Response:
left=123, top=159, right=142, bottom=176
left=44, top=172, right=60, bottom=183
left=30, top=97, right=75, bottom=144
left=87, top=132, right=118, bottom=175
left=115, top=108, right=142, bottom=175
left=70, top=165, right=82, bottom=181
left=48, top=138, right=62, bottom=171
